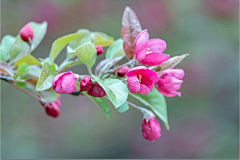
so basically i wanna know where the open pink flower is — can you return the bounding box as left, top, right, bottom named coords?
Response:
left=52, top=72, right=77, bottom=94
left=156, top=69, right=184, bottom=97
left=126, top=66, right=159, bottom=94
left=134, top=29, right=170, bottom=66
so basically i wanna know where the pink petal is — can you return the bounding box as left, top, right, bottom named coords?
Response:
left=141, top=76, right=154, bottom=90
left=138, top=84, right=150, bottom=94
left=147, top=38, right=166, bottom=53
left=61, top=73, right=77, bottom=94
left=126, top=66, right=147, bottom=77
left=163, top=69, right=185, bottom=80
left=157, top=86, right=181, bottom=97
left=127, top=76, right=140, bottom=93
left=134, top=29, right=149, bottom=59
left=144, top=69, right=159, bottom=83
left=139, top=53, right=170, bottom=66
left=54, top=78, right=64, bottom=94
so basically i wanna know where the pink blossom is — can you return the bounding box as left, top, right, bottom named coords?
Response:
left=52, top=72, right=77, bottom=94
left=19, top=24, right=34, bottom=43
left=117, top=66, right=130, bottom=77
left=79, top=76, right=92, bottom=92
left=95, top=45, right=104, bottom=55
left=142, top=116, right=161, bottom=141
left=126, top=66, right=159, bottom=94
left=39, top=96, right=61, bottom=118
left=134, top=29, right=170, bottom=66
left=87, top=82, right=106, bottom=97
left=156, top=69, right=184, bottom=97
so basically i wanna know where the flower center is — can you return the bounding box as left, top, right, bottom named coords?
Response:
left=137, top=74, right=142, bottom=83
left=146, top=48, right=152, bottom=54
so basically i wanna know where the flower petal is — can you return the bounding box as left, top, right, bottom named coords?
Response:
left=134, top=29, right=149, bottom=59
left=156, top=86, right=181, bottom=97
left=127, top=75, right=140, bottom=93
left=147, top=38, right=166, bottom=53
left=139, top=53, right=170, bottom=66
left=141, top=76, right=154, bottom=90
left=138, top=84, right=150, bottom=94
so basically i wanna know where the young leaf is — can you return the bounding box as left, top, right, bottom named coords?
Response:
left=91, top=32, right=114, bottom=47
left=95, top=56, right=124, bottom=76
left=129, top=88, right=169, bottom=130
left=103, top=78, right=128, bottom=108
left=14, top=54, right=41, bottom=67
left=58, top=59, right=82, bottom=72
left=0, top=35, right=15, bottom=62
left=92, top=75, right=128, bottom=108
left=49, top=32, right=84, bottom=62
left=36, top=62, right=54, bottom=91
left=28, top=65, right=41, bottom=78
left=9, top=35, right=29, bottom=60
left=28, top=21, right=47, bottom=51
left=84, top=92, right=110, bottom=119
left=117, top=101, right=129, bottom=113
left=71, top=43, right=97, bottom=69
left=106, top=38, right=125, bottom=58
left=25, top=77, right=57, bottom=102
left=151, top=54, right=189, bottom=72
left=17, top=63, right=29, bottom=76
left=121, top=6, right=142, bottom=60
left=66, top=29, right=92, bottom=60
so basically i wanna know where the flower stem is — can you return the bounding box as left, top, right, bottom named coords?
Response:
left=127, top=101, right=149, bottom=113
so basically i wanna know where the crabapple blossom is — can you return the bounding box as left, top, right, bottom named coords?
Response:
left=19, top=24, right=34, bottom=43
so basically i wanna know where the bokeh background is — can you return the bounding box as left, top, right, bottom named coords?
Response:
left=1, top=0, right=239, bottom=159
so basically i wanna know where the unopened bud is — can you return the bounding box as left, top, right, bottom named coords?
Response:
left=19, top=24, right=34, bottom=43
left=80, top=76, right=92, bottom=92
left=117, top=66, right=130, bottom=77
left=142, top=116, right=161, bottom=141
left=95, top=45, right=104, bottom=55
left=87, top=82, right=106, bottom=97
left=39, top=96, right=61, bottom=118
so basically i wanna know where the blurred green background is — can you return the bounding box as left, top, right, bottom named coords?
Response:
left=1, top=0, right=239, bottom=159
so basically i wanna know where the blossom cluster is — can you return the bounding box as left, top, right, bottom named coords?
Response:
left=1, top=6, right=187, bottom=142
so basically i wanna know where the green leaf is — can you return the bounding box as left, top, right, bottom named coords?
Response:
left=25, top=77, right=57, bottom=102
left=49, top=32, right=84, bottom=62
left=0, top=35, right=15, bottom=62
left=75, top=81, right=80, bottom=91
left=92, top=32, right=114, bottom=47
left=84, top=92, right=110, bottom=119
left=117, top=101, right=129, bottom=113
left=28, top=65, right=41, bottom=78
left=106, top=38, right=125, bottom=58
left=15, top=81, right=27, bottom=88
left=17, top=63, right=29, bottom=76
left=39, top=88, right=57, bottom=102
left=36, top=62, right=54, bottom=91
left=9, top=35, right=29, bottom=60
left=29, top=21, right=47, bottom=51
left=129, top=88, right=169, bottom=130
left=71, top=43, right=97, bottom=69
left=14, top=54, right=41, bottom=67
left=91, top=75, right=128, bottom=108
left=66, top=29, right=92, bottom=60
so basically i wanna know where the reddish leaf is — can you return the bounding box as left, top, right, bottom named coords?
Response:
left=121, top=6, right=142, bottom=60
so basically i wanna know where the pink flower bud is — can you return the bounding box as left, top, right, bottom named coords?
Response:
left=142, top=116, right=161, bottom=141
left=39, top=96, right=61, bottom=118
left=95, top=45, right=104, bottom=55
left=52, top=72, right=77, bottom=94
left=126, top=66, right=159, bottom=94
left=79, top=76, right=92, bottom=92
left=156, top=68, right=184, bottom=97
left=19, top=24, right=34, bottom=43
left=87, top=82, right=106, bottom=97
left=117, top=66, right=130, bottom=77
